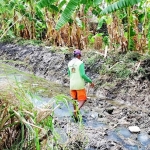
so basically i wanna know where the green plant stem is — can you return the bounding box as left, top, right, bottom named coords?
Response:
left=127, top=6, right=131, bottom=50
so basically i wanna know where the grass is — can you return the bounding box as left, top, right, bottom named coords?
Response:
left=98, top=51, right=143, bottom=79
left=0, top=79, right=55, bottom=149
left=0, top=63, right=57, bottom=149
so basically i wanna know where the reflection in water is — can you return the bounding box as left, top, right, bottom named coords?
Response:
left=54, top=102, right=73, bottom=117
left=107, top=131, right=138, bottom=150
left=137, top=133, right=150, bottom=146
left=0, top=74, right=26, bottom=83
left=27, top=94, right=73, bottom=117
left=85, top=120, right=105, bottom=128
left=124, top=144, right=138, bottom=150
left=9, top=74, right=26, bottom=82
left=26, top=94, right=53, bottom=108
left=54, top=128, right=68, bottom=144
left=116, top=127, right=131, bottom=138
left=85, top=148, right=96, bottom=150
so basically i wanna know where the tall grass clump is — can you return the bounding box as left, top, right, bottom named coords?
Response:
left=0, top=80, right=57, bottom=149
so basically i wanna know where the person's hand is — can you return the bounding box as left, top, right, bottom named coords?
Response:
left=90, top=82, right=94, bottom=88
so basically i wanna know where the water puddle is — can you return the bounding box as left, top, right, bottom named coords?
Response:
left=107, top=130, right=150, bottom=150
left=54, top=103, right=73, bottom=117
left=107, top=131, right=139, bottom=150
left=82, top=116, right=106, bottom=128
left=115, top=127, right=131, bottom=138
left=54, top=128, right=68, bottom=144
left=137, top=133, right=150, bottom=146
left=26, top=94, right=53, bottom=108
left=0, top=74, right=26, bottom=83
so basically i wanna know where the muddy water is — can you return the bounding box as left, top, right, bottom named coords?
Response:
left=1, top=63, right=150, bottom=150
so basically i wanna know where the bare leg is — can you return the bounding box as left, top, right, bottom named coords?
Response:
left=78, top=100, right=86, bottom=110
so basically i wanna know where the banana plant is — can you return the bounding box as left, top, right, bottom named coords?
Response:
left=37, top=0, right=67, bottom=43
left=25, top=0, right=36, bottom=39
left=55, top=0, right=80, bottom=30
left=55, top=0, right=142, bottom=31
left=55, top=0, right=102, bottom=30
left=100, top=0, right=142, bottom=15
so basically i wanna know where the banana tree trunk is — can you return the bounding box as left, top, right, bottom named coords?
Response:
left=28, top=0, right=35, bottom=39
left=69, top=22, right=73, bottom=47
left=13, top=9, right=17, bottom=36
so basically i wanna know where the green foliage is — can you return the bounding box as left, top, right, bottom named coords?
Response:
left=97, top=16, right=106, bottom=30
left=35, top=5, right=45, bottom=21
left=103, top=36, right=109, bottom=45
left=113, top=63, right=131, bottom=78
left=58, top=0, right=66, bottom=9
left=1, top=30, right=16, bottom=42
left=76, top=17, right=83, bottom=28
left=16, top=3, right=26, bottom=15
left=86, top=56, right=96, bottom=64
left=125, top=51, right=141, bottom=61
left=141, top=53, right=150, bottom=61
left=128, top=38, right=135, bottom=51
left=88, top=33, right=103, bottom=47
left=93, top=0, right=103, bottom=5
left=101, top=0, right=142, bottom=15
left=100, top=62, right=131, bottom=78
left=55, top=0, right=79, bottom=30
left=54, top=94, right=72, bottom=113
left=137, top=67, right=145, bottom=74
left=38, top=0, right=56, bottom=8
left=92, top=6, right=102, bottom=16
left=138, top=13, right=145, bottom=23
left=17, top=39, right=43, bottom=46
left=85, top=51, right=103, bottom=64
left=60, top=47, right=70, bottom=54
left=96, top=33, right=103, bottom=37
left=81, top=0, right=93, bottom=13
left=41, top=116, right=53, bottom=129
left=126, top=25, right=137, bottom=51
left=88, top=34, right=95, bottom=45
left=99, top=52, right=141, bottom=79
left=50, top=5, right=59, bottom=13
left=147, top=25, right=150, bottom=52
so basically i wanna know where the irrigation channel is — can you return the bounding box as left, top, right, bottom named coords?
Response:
left=1, top=62, right=150, bottom=150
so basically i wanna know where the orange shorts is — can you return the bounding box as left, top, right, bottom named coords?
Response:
left=70, top=89, right=87, bottom=101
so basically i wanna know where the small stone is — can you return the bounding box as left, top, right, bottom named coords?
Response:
left=90, top=112, right=98, bottom=119
left=128, top=126, right=140, bottom=133
left=105, top=107, right=114, bottom=114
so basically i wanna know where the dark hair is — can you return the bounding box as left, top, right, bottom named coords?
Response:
left=74, top=53, right=81, bottom=57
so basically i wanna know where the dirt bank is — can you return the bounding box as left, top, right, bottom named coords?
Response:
left=0, top=42, right=150, bottom=149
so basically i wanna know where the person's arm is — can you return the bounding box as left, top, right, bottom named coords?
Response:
left=68, top=68, right=70, bottom=76
left=79, top=63, right=92, bottom=83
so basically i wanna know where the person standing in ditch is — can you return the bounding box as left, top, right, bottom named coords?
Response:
left=68, top=49, right=94, bottom=120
